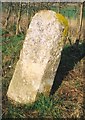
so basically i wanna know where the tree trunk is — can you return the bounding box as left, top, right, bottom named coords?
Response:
left=4, top=3, right=12, bottom=29
left=16, top=2, right=22, bottom=35
left=26, top=2, right=30, bottom=30
left=78, top=2, right=83, bottom=40
left=57, top=2, right=60, bottom=13
left=82, top=2, right=85, bottom=40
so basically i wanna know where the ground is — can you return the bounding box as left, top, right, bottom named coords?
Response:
left=2, top=29, right=85, bottom=118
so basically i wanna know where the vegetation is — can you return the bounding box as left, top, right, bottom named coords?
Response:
left=2, top=2, right=85, bottom=119
left=56, top=13, right=69, bottom=37
left=2, top=2, right=85, bottom=38
left=2, top=28, right=85, bottom=118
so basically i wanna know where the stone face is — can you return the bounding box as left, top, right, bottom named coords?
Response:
left=7, top=10, right=68, bottom=104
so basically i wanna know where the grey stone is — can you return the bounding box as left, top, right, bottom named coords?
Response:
left=7, top=10, right=68, bottom=104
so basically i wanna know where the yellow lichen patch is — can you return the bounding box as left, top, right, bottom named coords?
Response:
left=56, top=13, right=69, bottom=37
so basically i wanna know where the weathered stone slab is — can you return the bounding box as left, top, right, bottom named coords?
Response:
left=7, top=10, right=68, bottom=104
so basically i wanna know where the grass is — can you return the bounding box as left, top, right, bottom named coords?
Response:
left=4, top=94, right=63, bottom=118
left=2, top=28, right=85, bottom=118
left=2, top=30, right=25, bottom=76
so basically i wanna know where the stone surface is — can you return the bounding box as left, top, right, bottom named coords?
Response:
left=7, top=10, right=68, bottom=104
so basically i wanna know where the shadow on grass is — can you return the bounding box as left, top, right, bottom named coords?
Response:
left=50, top=40, right=85, bottom=96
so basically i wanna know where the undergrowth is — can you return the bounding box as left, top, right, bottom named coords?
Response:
left=4, top=94, right=63, bottom=118
left=2, top=28, right=85, bottom=118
